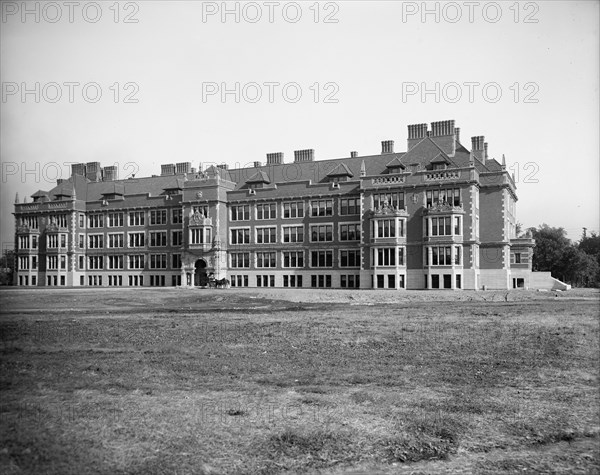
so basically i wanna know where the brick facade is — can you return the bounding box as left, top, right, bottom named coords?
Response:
left=13, top=119, right=536, bottom=290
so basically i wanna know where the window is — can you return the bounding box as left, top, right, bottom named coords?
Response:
left=88, top=256, right=104, bottom=270
left=18, top=256, right=29, bottom=270
left=430, top=217, right=453, bottom=236
left=88, top=234, right=104, bottom=249
left=340, top=197, right=360, bottom=215
left=231, top=228, right=250, bottom=245
left=398, top=248, right=405, bottom=266
left=191, top=228, right=211, bottom=245
left=310, top=225, right=333, bottom=242
left=47, top=256, right=59, bottom=270
left=79, top=256, right=84, bottom=270
left=18, top=235, right=30, bottom=250
left=79, top=214, right=85, bottom=228
left=340, top=250, right=360, bottom=267
left=311, top=250, right=333, bottom=267
left=79, top=234, right=84, bottom=249
left=373, top=192, right=404, bottom=210
left=88, top=214, right=104, bottom=228
left=20, top=216, right=39, bottom=229
left=128, top=254, right=145, bottom=269
left=340, top=223, right=360, bottom=241
left=256, top=227, right=276, bottom=244
left=172, top=254, right=182, bottom=269
left=256, top=203, right=276, bottom=220
left=47, top=234, right=59, bottom=249
left=172, top=230, right=183, bottom=246
left=107, top=212, right=124, bottom=227
left=375, top=248, right=396, bottom=266
left=231, top=205, right=250, bottom=221
left=49, top=214, right=68, bottom=228
left=341, top=275, right=360, bottom=288
left=311, top=275, right=332, bottom=288
left=150, top=209, right=167, bottom=225
left=107, top=255, right=124, bottom=269
left=31, top=256, right=37, bottom=269
left=128, top=211, right=145, bottom=226
left=283, top=251, right=304, bottom=268
left=32, top=235, right=38, bottom=249
left=149, top=231, right=167, bottom=247
left=230, top=253, right=250, bottom=268
left=108, top=233, right=124, bottom=248
left=150, top=254, right=167, bottom=269
left=192, top=205, right=209, bottom=217
left=283, top=201, right=304, bottom=218
left=283, top=275, right=303, bottom=288
left=230, top=275, right=249, bottom=287
left=426, top=188, right=460, bottom=207
left=455, top=246, right=462, bottom=265
left=514, top=252, right=521, bottom=264
left=172, top=208, right=182, bottom=224
left=376, top=219, right=396, bottom=238
left=429, top=246, right=455, bottom=266
left=256, top=275, right=275, bottom=287
left=283, top=226, right=304, bottom=243
left=311, top=199, right=333, bottom=217
left=454, top=216, right=461, bottom=235
left=129, top=232, right=145, bottom=248
left=256, top=252, right=276, bottom=268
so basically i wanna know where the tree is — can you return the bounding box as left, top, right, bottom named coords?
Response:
left=0, top=249, right=15, bottom=285
left=529, top=224, right=599, bottom=287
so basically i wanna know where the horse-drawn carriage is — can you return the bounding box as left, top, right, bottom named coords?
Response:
left=199, top=272, right=230, bottom=288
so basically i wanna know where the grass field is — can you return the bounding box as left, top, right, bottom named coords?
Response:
left=0, top=288, right=598, bottom=474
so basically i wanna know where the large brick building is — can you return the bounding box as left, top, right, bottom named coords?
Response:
left=13, top=119, right=540, bottom=290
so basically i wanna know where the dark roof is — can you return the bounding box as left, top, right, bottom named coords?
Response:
left=246, top=170, right=271, bottom=184
left=326, top=163, right=353, bottom=177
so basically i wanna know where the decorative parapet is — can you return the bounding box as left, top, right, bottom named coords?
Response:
left=424, top=171, right=460, bottom=181
left=189, top=210, right=213, bottom=227
left=369, top=201, right=409, bottom=217
left=15, top=204, right=40, bottom=211
left=16, top=225, right=30, bottom=234
left=423, top=202, right=464, bottom=214
left=371, top=175, right=405, bottom=185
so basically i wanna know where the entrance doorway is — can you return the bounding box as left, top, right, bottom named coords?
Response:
left=194, top=259, right=208, bottom=286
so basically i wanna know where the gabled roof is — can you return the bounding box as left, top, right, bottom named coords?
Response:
left=246, top=170, right=271, bottom=184
left=326, top=163, right=353, bottom=177
left=101, top=183, right=125, bottom=195
left=385, top=156, right=406, bottom=170
left=163, top=178, right=185, bottom=190
left=31, top=190, right=49, bottom=198
left=205, top=165, right=233, bottom=182
left=430, top=154, right=451, bottom=165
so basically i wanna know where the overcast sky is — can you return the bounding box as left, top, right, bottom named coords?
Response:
left=1, top=0, right=598, bottom=250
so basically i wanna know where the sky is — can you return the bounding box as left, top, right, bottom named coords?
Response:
left=1, top=0, right=598, bottom=251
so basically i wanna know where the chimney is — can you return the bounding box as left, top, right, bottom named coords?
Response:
left=350, top=151, right=358, bottom=158
left=71, top=163, right=86, bottom=177
left=85, top=162, right=102, bottom=182
left=103, top=165, right=118, bottom=181
left=381, top=140, right=394, bottom=154
left=253, top=161, right=262, bottom=168
left=455, top=127, right=460, bottom=144
left=294, top=149, right=314, bottom=162
left=407, top=123, right=428, bottom=150
left=429, top=120, right=456, bottom=155
left=217, top=164, right=228, bottom=170
left=161, top=164, right=176, bottom=176
left=471, top=136, right=485, bottom=162
left=266, top=152, right=284, bottom=165
left=484, top=143, right=488, bottom=162
left=176, top=162, right=191, bottom=174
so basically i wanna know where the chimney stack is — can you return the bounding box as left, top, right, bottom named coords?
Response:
left=429, top=120, right=456, bottom=155
left=161, top=164, right=176, bottom=176
left=103, top=165, right=118, bottom=181
left=216, top=163, right=228, bottom=170
left=253, top=161, right=262, bottom=168
left=85, top=162, right=102, bottom=182
left=381, top=140, right=394, bottom=154
left=71, top=163, right=86, bottom=177
left=350, top=151, right=358, bottom=158
left=455, top=127, right=460, bottom=144
left=294, top=149, right=315, bottom=162
left=266, top=152, right=284, bottom=165
left=407, top=123, right=428, bottom=150
left=471, top=136, right=485, bottom=163
left=176, top=162, right=191, bottom=174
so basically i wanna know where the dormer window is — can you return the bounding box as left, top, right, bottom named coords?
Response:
left=432, top=163, right=447, bottom=171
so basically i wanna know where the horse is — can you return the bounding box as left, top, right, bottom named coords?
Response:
left=215, top=278, right=230, bottom=289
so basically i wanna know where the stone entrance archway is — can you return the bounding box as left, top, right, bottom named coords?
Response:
left=194, top=259, right=208, bottom=286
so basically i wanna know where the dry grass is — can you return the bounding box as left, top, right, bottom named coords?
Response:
left=0, top=287, right=598, bottom=474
